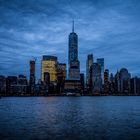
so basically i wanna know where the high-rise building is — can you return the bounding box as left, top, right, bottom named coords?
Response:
left=114, top=68, right=131, bottom=94
left=104, top=69, right=109, bottom=82
left=114, top=70, right=120, bottom=93
left=130, top=77, right=137, bottom=95
left=119, top=68, right=131, bottom=94
left=57, top=63, right=66, bottom=94
left=110, top=73, right=116, bottom=94
left=86, top=54, right=93, bottom=86
left=41, top=55, right=57, bottom=83
left=97, top=58, right=104, bottom=84
left=57, top=63, right=66, bottom=92
left=104, top=69, right=109, bottom=94
left=30, top=60, right=35, bottom=86
left=68, top=21, right=80, bottom=80
left=57, top=63, right=66, bottom=81
left=130, top=77, right=140, bottom=95
left=92, top=63, right=102, bottom=94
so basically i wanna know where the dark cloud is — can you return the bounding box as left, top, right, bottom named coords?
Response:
left=0, top=0, right=140, bottom=79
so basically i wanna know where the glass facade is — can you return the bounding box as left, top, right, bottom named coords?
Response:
left=68, top=21, right=80, bottom=80
left=41, top=56, right=57, bottom=82
left=86, top=54, right=93, bottom=85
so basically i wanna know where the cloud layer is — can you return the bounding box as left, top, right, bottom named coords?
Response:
left=0, top=0, right=140, bottom=79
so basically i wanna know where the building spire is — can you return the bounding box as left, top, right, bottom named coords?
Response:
left=72, top=20, right=74, bottom=32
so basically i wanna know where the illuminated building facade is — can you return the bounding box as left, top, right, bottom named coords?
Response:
left=41, top=55, right=57, bottom=83
left=68, top=21, right=80, bottom=80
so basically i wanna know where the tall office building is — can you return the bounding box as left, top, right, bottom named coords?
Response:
left=86, top=54, right=93, bottom=86
left=92, top=63, right=102, bottom=94
left=41, top=55, right=57, bottom=83
left=57, top=63, right=67, bottom=81
left=114, top=68, right=131, bottom=94
left=57, top=63, right=66, bottom=94
left=68, top=21, right=80, bottom=80
left=104, top=69, right=109, bottom=82
left=97, top=58, right=104, bottom=84
left=104, top=69, right=109, bottom=94
left=110, top=73, right=116, bottom=94
left=119, top=68, right=131, bottom=94
left=130, top=77, right=140, bottom=95
left=30, top=60, right=35, bottom=86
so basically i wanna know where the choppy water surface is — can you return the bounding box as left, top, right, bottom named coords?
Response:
left=0, top=96, right=140, bottom=140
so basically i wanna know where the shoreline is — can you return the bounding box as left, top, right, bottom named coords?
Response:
left=1, top=94, right=140, bottom=97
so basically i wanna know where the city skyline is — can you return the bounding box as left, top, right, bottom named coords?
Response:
left=0, top=0, right=140, bottom=79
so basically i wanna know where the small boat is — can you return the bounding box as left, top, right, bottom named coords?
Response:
left=66, top=92, right=75, bottom=96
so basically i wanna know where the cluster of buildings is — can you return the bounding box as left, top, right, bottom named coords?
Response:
left=0, top=21, right=140, bottom=96
left=86, top=56, right=140, bottom=95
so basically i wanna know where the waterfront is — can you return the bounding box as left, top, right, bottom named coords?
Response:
left=0, top=97, right=140, bottom=140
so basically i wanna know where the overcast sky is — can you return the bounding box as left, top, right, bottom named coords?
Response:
left=0, top=0, right=140, bottom=80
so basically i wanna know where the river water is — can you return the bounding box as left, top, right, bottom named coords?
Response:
left=0, top=96, right=140, bottom=140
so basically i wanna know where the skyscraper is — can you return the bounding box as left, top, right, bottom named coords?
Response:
left=57, top=63, right=66, bottom=94
left=104, top=69, right=109, bottom=94
left=68, top=21, right=80, bottom=80
left=92, top=63, right=102, bottom=94
left=119, top=68, right=131, bottom=94
left=86, top=54, right=93, bottom=86
left=97, top=58, right=104, bottom=84
left=41, top=55, right=57, bottom=83
left=30, top=60, right=35, bottom=86
left=57, top=63, right=67, bottom=81
left=104, top=69, right=109, bottom=82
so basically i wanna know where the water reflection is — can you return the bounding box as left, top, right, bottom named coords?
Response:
left=0, top=97, right=140, bottom=140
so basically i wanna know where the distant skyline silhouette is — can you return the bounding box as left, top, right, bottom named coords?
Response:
left=0, top=0, right=140, bottom=79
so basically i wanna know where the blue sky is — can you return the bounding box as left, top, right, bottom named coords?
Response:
left=0, top=0, right=140, bottom=80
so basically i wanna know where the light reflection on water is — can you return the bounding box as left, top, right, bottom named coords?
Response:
left=0, top=96, right=140, bottom=140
